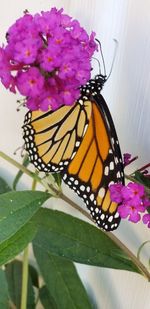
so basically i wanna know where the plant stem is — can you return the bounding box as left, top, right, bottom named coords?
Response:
left=1, top=151, right=150, bottom=280
left=137, top=241, right=150, bottom=263
left=32, top=170, right=39, bottom=191
left=48, top=183, right=92, bottom=221
left=20, top=170, right=38, bottom=309
left=0, top=151, right=42, bottom=184
left=0, top=151, right=55, bottom=193
left=106, top=232, right=150, bottom=281
left=137, top=163, right=150, bottom=173
left=20, top=246, right=29, bottom=309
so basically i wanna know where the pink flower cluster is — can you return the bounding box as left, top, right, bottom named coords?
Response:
left=109, top=182, right=150, bottom=228
left=0, top=8, right=97, bottom=110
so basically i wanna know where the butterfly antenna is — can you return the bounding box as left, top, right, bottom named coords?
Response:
left=107, top=39, right=118, bottom=80
left=92, top=56, right=101, bottom=74
left=95, top=38, right=106, bottom=76
left=16, top=98, right=26, bottom=111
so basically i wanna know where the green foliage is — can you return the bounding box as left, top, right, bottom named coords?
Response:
left=52, top=173, right=62, bottom=187
left=28, top=264, right=39, bottom=288
left=0, top=177, right=11, bottom=194
left=0, top=269, right=10, bottom=309
left=13, top=155, right=30, bottom=190
left=0, top=191, right=49, bottom=243
left=34, top=246, right=92, bottom=309
left=5, top=260, right=35, bottom=308
left=0, top=190, right=50, bottom=266
left=133, top=171, right=150, bottom=188
left=39, top=286, right=58, bottom=309
left=32, top=208, right=140, bottom=274
left=0, top=222, right=37, bottom=267
left=0, top=170, right=148, bottom=308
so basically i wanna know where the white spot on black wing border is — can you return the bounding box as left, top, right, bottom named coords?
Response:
left=23, top=117, right=60, bottom=173
left=62, top=172, right=121, bottom=231
left=23, top=98, right=90, bottom=173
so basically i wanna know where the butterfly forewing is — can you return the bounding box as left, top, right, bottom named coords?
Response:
left=23, top=100, right=92, bottom=173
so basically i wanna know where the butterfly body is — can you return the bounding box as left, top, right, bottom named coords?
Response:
left=81, top=74, right=107, bottom=98
left=23, top=73, right=124, bottom=231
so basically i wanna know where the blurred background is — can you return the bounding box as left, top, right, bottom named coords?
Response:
left=0, top=1, right=150, bottom=308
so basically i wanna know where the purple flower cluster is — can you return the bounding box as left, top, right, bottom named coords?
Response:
left=0, top=8, right=97, bottom=110
left=109, top=182, right=150, bottom=227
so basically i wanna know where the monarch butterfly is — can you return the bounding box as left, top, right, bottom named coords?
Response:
left=23, top=59, right=124, bottom=231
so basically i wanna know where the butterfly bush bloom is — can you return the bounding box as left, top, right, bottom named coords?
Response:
left=123, top=153, right=138, bottom=167
left=109, top=182, right=150, bottom=227
left=16, top=67, right=45, bottom=97
left=0, top=7, right=97, bottom=111
left=0, top=48, right=16, bottom=92
left=142, top=214, right=150, bottom=228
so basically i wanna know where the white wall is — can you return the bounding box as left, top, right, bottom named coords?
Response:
left=0, top=1, right=150, bottom=308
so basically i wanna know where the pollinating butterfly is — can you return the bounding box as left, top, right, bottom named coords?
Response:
left=23, top=41, right=124, bottom=231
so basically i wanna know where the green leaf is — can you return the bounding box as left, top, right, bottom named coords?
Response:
left=12, top=155, right=30, bottom=190
left=52, top=173, right=62, bottom=187
left=39, top=286, right=58, bottom=309
left=0, top=269, right=10, bottom=308
left=0, top=221, right=37, bottom=266
left=5, top=260, right=35, bottom=309
left=32, top=209, right=140, bottom=274
left=0, top=177, right=11, bottom=194
left=0, top=190, right=50, bottom=245
left=134, top=171, right=150, bottom=188
left=34, top=246, right=92, bottom=309
left=0, top=191, right=50, bottom=266
left=29, top=264, right=39, bottom=288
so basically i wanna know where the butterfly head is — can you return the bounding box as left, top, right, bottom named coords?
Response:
left=94, top=74, right=107, bottom=89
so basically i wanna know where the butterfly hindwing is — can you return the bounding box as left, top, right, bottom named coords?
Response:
left=62, top=96, right=123, bottom=231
